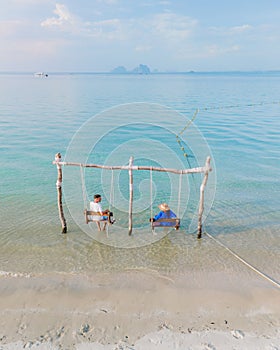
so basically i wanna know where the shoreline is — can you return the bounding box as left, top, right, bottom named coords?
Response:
left=0, top=270, right=279, bottom=349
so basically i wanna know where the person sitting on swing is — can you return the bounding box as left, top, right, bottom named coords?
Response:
left=90, top=194, right=115, bottom=231
left=151, top=203, right=177, bottom=226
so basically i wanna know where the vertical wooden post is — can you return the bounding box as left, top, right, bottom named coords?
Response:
left=197, top=156, right=211, bottom=239
left=55, top=153, right=67, bottom=233
left=128, top=156, right=134, bottom=235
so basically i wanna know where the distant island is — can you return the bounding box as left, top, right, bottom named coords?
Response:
left=111, top=64, right=151, bottom=74
left=110, top=65, right=199, bottom=75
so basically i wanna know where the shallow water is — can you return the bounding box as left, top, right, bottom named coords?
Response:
left=0, top=72, right=279, bottom=282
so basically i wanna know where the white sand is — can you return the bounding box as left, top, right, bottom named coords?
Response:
left=0, top=270, right=279, bottom=349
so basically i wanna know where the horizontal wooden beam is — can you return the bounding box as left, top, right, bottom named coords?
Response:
left=152, top=218, right=180, bottom=222
left=53, top=160, right=211, bottom=175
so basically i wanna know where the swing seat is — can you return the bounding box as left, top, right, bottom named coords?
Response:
left=151, top=218, right=180, bottom=230
left=84, top=210, right=112, bottom=225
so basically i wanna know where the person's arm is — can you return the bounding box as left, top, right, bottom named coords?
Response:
left=97, top=203, right=104, bottom=215
left=154, top=211, right=163, bottom=221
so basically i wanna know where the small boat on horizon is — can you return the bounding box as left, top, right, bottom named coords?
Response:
left=34, top=72, right=48, bottom=77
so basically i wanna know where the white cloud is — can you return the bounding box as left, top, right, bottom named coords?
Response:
left=97, top=0, right=119, bottom=4
left=210, top=24, right=253, bottom=37
left=10, top=0, right=51, bottom=3
left=158, top=1, right=172, bottom=5
left=41, top=3, right=125, bottom=39
left=207, top=44, right=240, bottom=56
left=151, top=13, right=197, bottom=41
left=41, top=4, right=198, bottom=46
left=41, top=3, right=77, bottom=29
left=40, top=5, right=273, bottom=70
left=230, top=24, right=252, bottom=34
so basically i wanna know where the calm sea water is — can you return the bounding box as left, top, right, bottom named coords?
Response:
left=0, top=72, right=279, bottom=281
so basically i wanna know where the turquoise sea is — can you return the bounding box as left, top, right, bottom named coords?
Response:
left=0, top=72, right=279, bottom=282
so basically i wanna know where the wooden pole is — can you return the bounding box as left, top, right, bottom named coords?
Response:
left=54, top=153, right=67, bottom=233
left=197, top=156, right=211, bottom=239
left=128, top=156, right=134, bottom=235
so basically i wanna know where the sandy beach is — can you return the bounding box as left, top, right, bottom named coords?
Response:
left=0, top=269, right=279, bottom=350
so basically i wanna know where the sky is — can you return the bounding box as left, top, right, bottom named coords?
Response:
left=1, top=0, right=280, bottom=72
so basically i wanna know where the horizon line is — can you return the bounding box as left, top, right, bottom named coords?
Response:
left=1, top=69, right=280, bottom=75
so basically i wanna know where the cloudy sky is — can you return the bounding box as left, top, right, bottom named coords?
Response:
left=1, top=0, right=280, bottom=72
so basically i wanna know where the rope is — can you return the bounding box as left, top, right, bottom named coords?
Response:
left=150, top=168, right=157, bottom=234
left=175, top=100, right=280, bottom=188
left=176, top=172, right=182, bottom=217
left=109, top=170, right=114, bottom=212
left=175, top=108, right=199, bottom=192
left=176, top=108, right=199, bottom=158
left=203, top=100, right=280, bottom=111
left=150, top=168, right=153, bottom=221
left=104, top=170, right=115, bottom=236
left=80, top=165, right=88, bottom=210
left=204, top=231, right=280, bottom=289
left=176, top=100, right=280, bottom=160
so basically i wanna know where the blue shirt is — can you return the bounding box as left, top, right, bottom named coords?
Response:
left=154, top=210, right=177, bottom=226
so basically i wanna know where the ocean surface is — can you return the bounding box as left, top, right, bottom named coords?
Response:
left=0, top=72, right=279, bottom=283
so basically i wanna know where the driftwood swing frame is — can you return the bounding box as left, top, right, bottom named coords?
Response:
left=53, top=153, right=211, bottom=238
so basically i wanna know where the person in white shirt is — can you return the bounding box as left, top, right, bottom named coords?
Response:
left=89, top=194, right=114, bottom=231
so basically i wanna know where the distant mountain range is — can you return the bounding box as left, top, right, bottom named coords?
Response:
left=111, top=64, right=151, bottom=74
